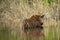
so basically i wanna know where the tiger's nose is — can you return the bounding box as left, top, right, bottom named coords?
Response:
left=40, top=26, right=43, bottom=29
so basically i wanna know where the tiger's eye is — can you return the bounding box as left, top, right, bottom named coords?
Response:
left=41, top=23, right=43, bottom=25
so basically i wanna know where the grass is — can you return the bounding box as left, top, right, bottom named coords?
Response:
left=44, top=26, right=59, bottom=40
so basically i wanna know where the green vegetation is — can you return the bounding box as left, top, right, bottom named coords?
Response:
left=44, top=26, right=60, bottom=40
left=42, top=0, right=58, bottom=5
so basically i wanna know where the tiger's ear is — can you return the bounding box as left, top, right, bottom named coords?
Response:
left=41, top=15, right=44, bottom=18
